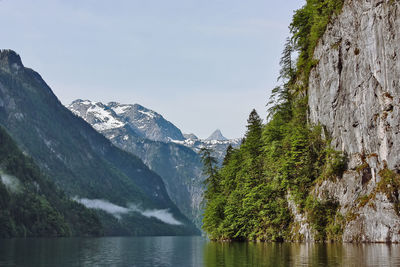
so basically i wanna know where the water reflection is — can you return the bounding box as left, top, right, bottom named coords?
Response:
left=0, top=237, right=399, bottom=266
left=0, top=236, right=204, bottom=266
left=203, top=241, right=400, bottom=267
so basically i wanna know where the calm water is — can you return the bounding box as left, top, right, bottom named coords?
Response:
left=0, top=236, right=399, bottom=266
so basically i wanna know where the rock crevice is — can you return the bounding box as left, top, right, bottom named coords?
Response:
left=307, top=0, right=400, bottom=242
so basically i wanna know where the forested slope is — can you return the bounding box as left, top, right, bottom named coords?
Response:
left=0, top=126, right=102, bottom=237
left=202, top=0, right=348, bottom=241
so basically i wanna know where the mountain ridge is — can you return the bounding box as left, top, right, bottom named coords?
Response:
left=67, top=99, right=241, bottom=228
left=0, top=50, right=199, bottom=236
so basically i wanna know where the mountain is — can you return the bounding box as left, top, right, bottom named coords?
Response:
left=206, top=129, right=228, bottom=141
left=67, top=100, right=241, bottom=227
left=69, top=100, right=185, bottom=142
left=171, top=134, right=241, bottom=164
left=68, top=100, right=240, bottom=163
left=0, top=126, right=102, bottom=237
left=183, top=133, right=198, bottom=140
left=68, top=100, right=205, bottom=227
left=0, top=49, right=199, bottom=236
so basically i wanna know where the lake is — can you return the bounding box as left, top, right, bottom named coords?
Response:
left=0, top=236, right=399, bottom=266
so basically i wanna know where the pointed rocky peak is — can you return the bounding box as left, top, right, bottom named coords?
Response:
left=206, top=129, right=228, bottom=141
left=0, top=49, right=24, bottom=72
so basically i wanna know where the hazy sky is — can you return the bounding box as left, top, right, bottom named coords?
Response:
left=0, top=0, right=304, bottom=139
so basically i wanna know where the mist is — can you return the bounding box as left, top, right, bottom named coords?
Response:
left=74, top=198, right=182, bottom=225
left=130, top=205, right=182, bottom=225
left=0, top=172, right=21, bottom=193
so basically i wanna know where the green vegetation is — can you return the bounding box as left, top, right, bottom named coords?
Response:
left=0, top=50, right=200, bottom=236
left=377, top=168, right=400, bottom=214
left=0, top=126, right=102, bottom=237
left=305, top=196, right=343, bottom=241
left=291, top=0, right=344, bottom=86
left=202, top=0, right=346, bottom=242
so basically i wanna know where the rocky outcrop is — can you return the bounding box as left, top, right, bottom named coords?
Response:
left=308, top=0, right=400, bottom=242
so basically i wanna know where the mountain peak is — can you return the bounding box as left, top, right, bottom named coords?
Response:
left=183, top=133, right=198, bottom=140
left=71, top=99, right=93, bottom=105
left=0, top=49, right=24, bottom=71
left=206, top=129, right=227, bottom=141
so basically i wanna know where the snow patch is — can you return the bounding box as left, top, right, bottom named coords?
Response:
left=87, top=105, right=125, bottom=131
left=112, top=105, right=131, bottom=115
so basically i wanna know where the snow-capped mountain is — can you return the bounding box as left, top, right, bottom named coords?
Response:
left=67, top=100, right=241, bottom=228
left=171, top=131, right=241, bottom=162
left=68, top=100, right=240, bottom=162
left=68, top=100, right=185, bottom=142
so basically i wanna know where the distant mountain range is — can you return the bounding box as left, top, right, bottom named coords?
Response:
left=68, top=100, right=240, bottom=162
left=68, top=100, right=240, bottom=227
left=0, top=49, right=199, bottom=236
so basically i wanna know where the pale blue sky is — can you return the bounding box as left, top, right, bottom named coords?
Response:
left=0, top=0, right=304, bottom=139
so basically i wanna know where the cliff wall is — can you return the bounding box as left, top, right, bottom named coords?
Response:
left=308, top=0, right=400, bottom=242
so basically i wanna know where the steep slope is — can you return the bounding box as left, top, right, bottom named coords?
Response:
left=308, top=0, right=400, bottom=242
left=0, top=49, right=199, bottom=236
left=68, top=100, right=241, bottom=227
left=0, top=126, right=102, bottom=237
left=68, top=100, right=206, bottom=227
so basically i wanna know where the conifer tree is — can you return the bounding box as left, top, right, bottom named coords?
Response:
left=222, top=144, right=234, bottom=167
left=199, top=147, right=219, bottom=197
left=244, top=109, right=262, bottom=158
left=242, top=109, right=263, bottom=184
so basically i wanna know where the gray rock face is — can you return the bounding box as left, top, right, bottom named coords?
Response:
left=307, top=0, right=400, bottom=242
left=0, top=49, right=24, bottom=74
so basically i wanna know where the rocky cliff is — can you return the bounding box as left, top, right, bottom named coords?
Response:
left=307, top=0, right=400, bottom=242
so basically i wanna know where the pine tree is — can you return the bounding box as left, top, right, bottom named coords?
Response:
left=222, top=144, right=234, bottom=167
left=242, top=109, right=263, bottom=185
left=199, top=147, right=225, bottom=239
left=199, top=147, right=219, bottom=197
